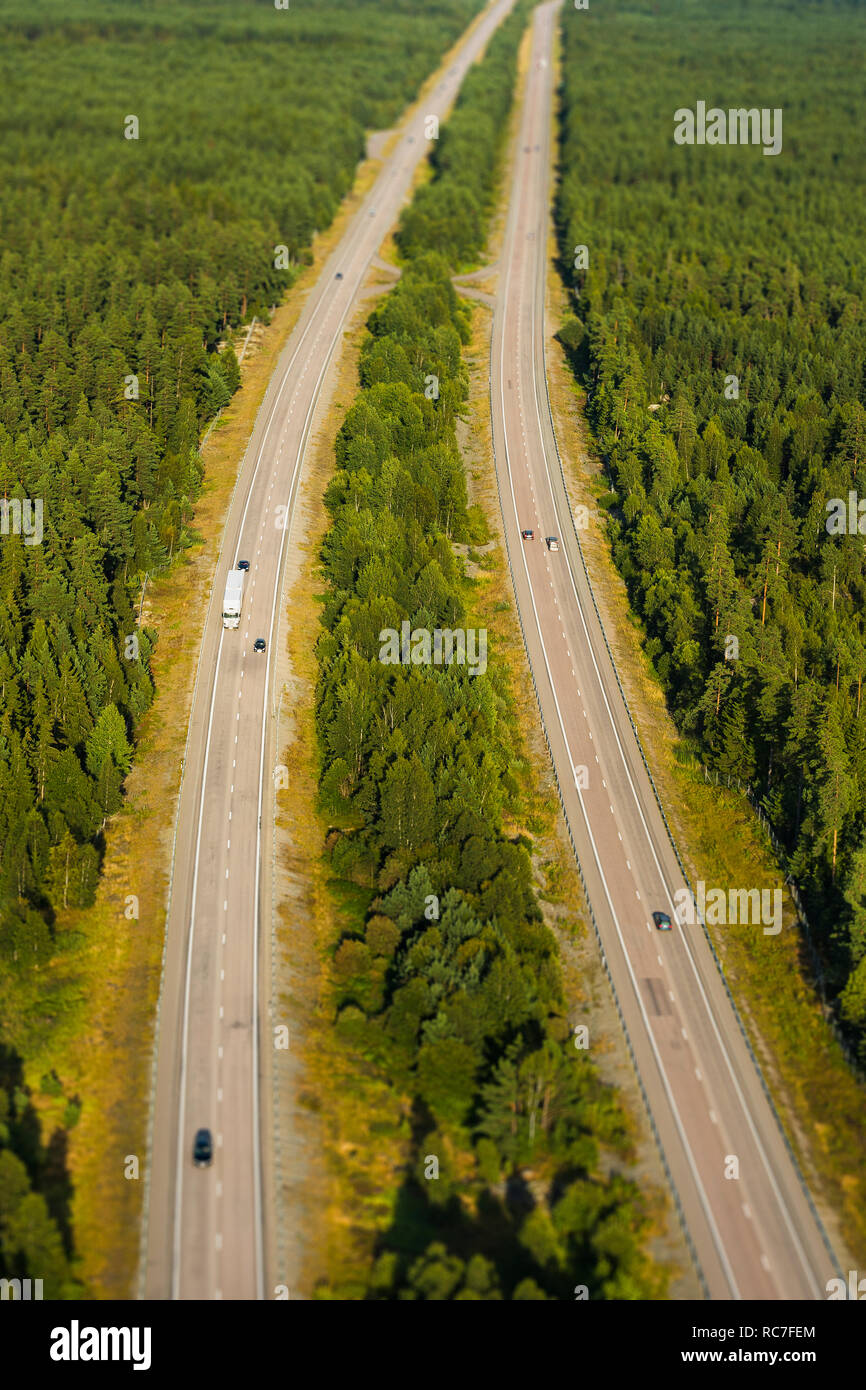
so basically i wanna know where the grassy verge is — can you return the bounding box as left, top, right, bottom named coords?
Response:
left=544, top=208, right=865, bottom=1270
left=293, top=3, right=673, bottom=1300
left=0, top=130, right=409, bottom=1298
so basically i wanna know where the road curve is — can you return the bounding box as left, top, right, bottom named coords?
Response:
left=489, top=0, right=843, bottom=1300
left=140, top=0, right=519, bottom=1302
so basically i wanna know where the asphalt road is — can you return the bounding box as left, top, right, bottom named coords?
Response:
left=489, top=0, right=843, bottom=1300
left=141, top=0, right=519, bottom=1302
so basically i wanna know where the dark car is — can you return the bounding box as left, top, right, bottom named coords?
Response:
left=237, top=559, right=250, bottom=571
left=253, top=637, right=267, bottom=652
left=193, top=1128, right=213, bottom=1167
left=652, top=911, right=673, bottom=931
left=521, top=528, right=534, bottom=540
left=335, top=271, right=343, bottom=280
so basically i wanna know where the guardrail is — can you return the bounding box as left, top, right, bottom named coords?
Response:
left=485, top=313, right=710, bottom=1297
left=135, top=339, right=288, bottom=1299
left=538, top=285, right=843, bottom=1282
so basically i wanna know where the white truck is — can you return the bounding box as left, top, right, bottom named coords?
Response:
left=222, top=568, right=245, bottom=629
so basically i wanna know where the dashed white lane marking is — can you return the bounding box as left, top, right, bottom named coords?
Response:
left=681, top=1028, right=687, bottom=1040
left=223, top=899, right=227, bottom=911
left=219, top=1007, right=223, bottom=1019
left=760, top=1255, right=771, bottom=1272
left=220, top=969, right=224, bottom=981
left=230, top=784, right=234, bottom=793
left=635, top=890, right=641, bottom=899
left=216, top=1234, right=223, bottom=1251
left=217, top=1134, right=223, bottom=1147
left=225, top=869, right=229, bottom=879
left=626, top=859, right=631, bottom=868
left=668, top=991, right=675, bottom=1002
left=216, top=1181, right=222, bottom=1197
left=222, top=934, right=226, bottom=945
left=743, top=1204, right=752, bottom=1219
left=227, top=840, right=230, bottom=849
left=218, top=1046, right=223, bottom=1058
left=695, top=1069, right=703, bottom=1082
left=228, top=811, right=232, bottom=822
left=657, top=955, right=663, bottom=965
left=709, top=1110, right=718, bottom=1124
left=217, top=1087, right=223, bottom=1101
left=216, top=1289, right=222, bottom=1300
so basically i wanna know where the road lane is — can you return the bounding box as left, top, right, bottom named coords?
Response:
left=489, top=0, right=842, bottom=1300
left=142, top=0, right=520, bottom=1302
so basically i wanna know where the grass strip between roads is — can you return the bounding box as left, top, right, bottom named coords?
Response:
left=297, top=0, right=670, bottom=1301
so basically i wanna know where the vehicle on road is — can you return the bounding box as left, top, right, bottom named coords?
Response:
left=521, top=528, right=534, bottom=540
left=652, top=911, right=673, bottom=931
left=545, top=535, right=559, bottom=551
left=222, top=569, right=245, bottom=629
left=335, top=271, right=343, bottom=280
left=253, top=637, right=267, bottom=652
left=236, top=559, right=250, bottom=571
left=193, top=1129, right=213, bottom=1167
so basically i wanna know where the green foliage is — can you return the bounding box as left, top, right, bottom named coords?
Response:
left=0, top=0, right=490, bottom=958
left=0, top=0, right=490, bottom=1293
left=0, top=1050, right=82, bottom=1297
left=395, top=2, right=532, bottom=267
left=317, top=5, right=662, bottom=1299
left=556, top=0, right=866, bottom=1058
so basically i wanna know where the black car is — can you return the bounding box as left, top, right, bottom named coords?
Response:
left=237, top=559, right=250, bottom=571
left=193, top=1128, right=213, bottom=1167
left=253, top=637, right=267, bottom=652
left=335, top=271, right=343, bottom=280
left=652, top=911, right=673, bottom=932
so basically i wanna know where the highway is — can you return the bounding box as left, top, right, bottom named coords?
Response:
left=140, top=0, right=519, bottom=1302
left=489, top=0, right=843, bottom=1299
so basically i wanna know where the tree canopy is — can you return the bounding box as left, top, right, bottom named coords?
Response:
left=556, top=0, right=866, bottom=1060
